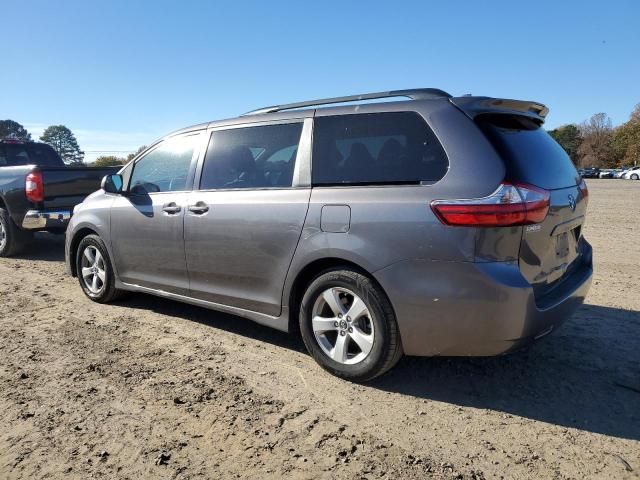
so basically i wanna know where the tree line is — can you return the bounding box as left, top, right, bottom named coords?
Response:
left=549, top=103, right=639, bottom=168
left=91, top=146, right=147, bottom=167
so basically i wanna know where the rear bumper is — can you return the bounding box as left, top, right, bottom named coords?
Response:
left=374, top=244, right=593, bottom=357
left=21, top=209, right=72, bottom=230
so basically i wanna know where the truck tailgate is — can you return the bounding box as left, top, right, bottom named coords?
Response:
left=41, top=167, right=117, bottom=210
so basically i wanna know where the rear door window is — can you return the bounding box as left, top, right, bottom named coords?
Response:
left=477, top=115, right=580, bottom=190
left=199, top=122, right=303, bottom=190
left=312, top=112, right=448, bottom=186
left=27, top=144, right=64, bottom=166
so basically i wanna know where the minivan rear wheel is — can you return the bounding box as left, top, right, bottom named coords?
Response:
left=299, top=269, right=402, bottom=382
left=76, top=234, right=123, bottom=303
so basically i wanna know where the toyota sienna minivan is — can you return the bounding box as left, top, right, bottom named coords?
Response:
left=65, top=89, right=592, bottom=381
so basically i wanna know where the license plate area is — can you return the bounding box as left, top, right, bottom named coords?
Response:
left=555, top=232, right=570, bottom=258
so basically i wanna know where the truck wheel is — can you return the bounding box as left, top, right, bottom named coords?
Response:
left=0, top=208, right=32, bottom=257
left=76, top=234, right=123, bottom=303
left=299, top=268, right=403, bottom=382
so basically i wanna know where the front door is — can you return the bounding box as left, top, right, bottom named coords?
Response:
left=110, top=132, right=202, bottom=295
left=184, top=120, right=311, bottom=316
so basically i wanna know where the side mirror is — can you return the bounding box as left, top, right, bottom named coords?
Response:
left=101, top=174, right=124, bottom=194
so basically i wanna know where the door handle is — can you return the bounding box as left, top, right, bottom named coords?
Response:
left=188, top=201, right=209, bottom=215
left=162, top=203, right=182, bottom=214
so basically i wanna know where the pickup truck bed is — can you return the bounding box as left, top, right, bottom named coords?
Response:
left=0, top=141, right=117, bottom=256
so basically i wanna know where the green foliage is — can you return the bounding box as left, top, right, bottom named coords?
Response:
left=555, top=105, right=640, bottom=168
left=126, top=145, right=148, bottom=163
left=40, top=125, right=84, bottom=165
left=93, top=155, right=126, bottom=167
left=548, top=124, right=581, bottom=165
left=0, top=120, right=32, bottom=141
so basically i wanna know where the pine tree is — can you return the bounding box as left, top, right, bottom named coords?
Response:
left=40, top=125, right=84, bottom=164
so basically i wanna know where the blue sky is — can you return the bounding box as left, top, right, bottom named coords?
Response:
left=2, top=0, right=638, bottom=162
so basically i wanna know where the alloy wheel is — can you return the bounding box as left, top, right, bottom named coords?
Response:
left=0, top=220, right=6, bottom=252
left=81, top=245, right=106, bottom=295
left=311, top=287, right=375, bottom=365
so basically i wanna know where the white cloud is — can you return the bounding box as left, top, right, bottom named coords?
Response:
left=24, top=123, right=160, bottom=163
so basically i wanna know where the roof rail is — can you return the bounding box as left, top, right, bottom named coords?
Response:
left=242, top=88, right=452, bottom=116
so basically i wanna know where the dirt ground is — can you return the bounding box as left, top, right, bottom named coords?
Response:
left=0, top=179, right=638, bottom=479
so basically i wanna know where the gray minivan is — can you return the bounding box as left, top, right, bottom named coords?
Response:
left=65, top=89, right=592, bottom=381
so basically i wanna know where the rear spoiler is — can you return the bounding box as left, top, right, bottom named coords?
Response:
left=450, top=96, right=549, bottom=124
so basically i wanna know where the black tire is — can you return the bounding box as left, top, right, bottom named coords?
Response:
left=631, top=174, right=639, bottom=180
left=75, top=234, right=123, bottom=303
left=0, top=208, right=33, bottom=257
left=299, top=268, right=403, bottom=382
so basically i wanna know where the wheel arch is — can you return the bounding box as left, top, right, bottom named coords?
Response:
left=0, top=194, right=12, bottom=219
left=68, top=227, right=100, bottom=277
left=286, top=257, right=393, bottom=335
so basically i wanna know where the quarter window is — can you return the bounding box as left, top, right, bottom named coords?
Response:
left=200, top=123, right=303, bottom=190
left=312, top=112, right=448, bottom=185
left=129, top=135, right=198, bottom=194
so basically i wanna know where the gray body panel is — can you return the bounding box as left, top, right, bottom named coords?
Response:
left=65, top=93, right=593, bottom=356
left=110, top=192, right=191, bottom=295
left=184, top=188, right=311, bottom=316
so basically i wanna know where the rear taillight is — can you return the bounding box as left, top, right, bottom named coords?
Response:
left=431, top=182, right=550, bottom=227
left=25, top=171, right=44, bottom=203
left=578, top=178, right=589, bottom=204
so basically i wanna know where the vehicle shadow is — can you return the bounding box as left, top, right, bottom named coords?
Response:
left=117, top=293, right=304, bottom=353
left=373, top=304, right=640, bottom=441
left=14, top=233, right=66, bottom=262
left=117, top=294, right=639, bottom=441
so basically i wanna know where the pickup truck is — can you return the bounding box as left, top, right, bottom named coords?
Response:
left=0, top=139, right=117, bottom=257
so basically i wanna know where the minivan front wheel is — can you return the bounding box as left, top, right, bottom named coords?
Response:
left=76, top=234, right=122, bottom=303
left=299, top=269, right=402, bottom=382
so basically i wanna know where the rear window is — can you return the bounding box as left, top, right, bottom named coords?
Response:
left=0, top=143, right=63, bottom=167
left=27, top=143, right=63, bottom=166
left=312, top=112, right=448, bottom=186
left=0, top=144, right=31, bottom=166
left=478, top=115, right=580, bottom=190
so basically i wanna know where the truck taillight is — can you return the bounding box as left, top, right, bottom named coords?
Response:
left=431, top=182, right=550, bottom=227
left=25, top=171, right=44, bottom=203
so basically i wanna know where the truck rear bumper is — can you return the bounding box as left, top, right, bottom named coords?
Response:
left=22, top=209, right=72, bottom=230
